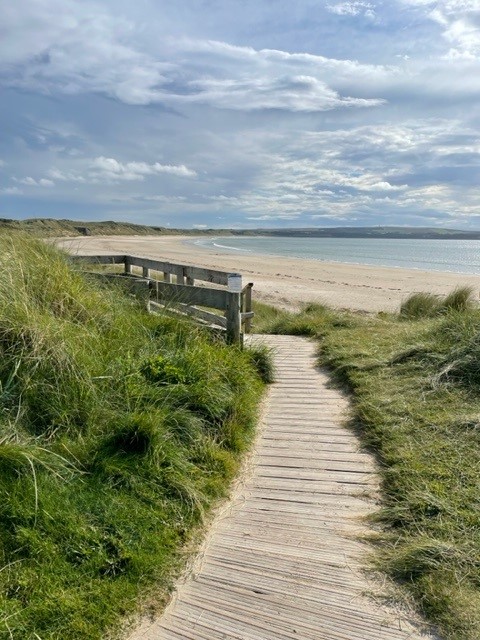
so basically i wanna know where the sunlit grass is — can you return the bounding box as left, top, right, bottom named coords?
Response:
left=257, top=292, right=480, bottom=640
left=0, top=233, right=265, bottom=639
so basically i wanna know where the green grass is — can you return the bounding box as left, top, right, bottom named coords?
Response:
left=0, top=233, right=265, bottom=639
left=252, top=300, right=354, bottom=337
left=256, top=293, right=480, bottom=640
left=399, top=286, right=476, bottom=319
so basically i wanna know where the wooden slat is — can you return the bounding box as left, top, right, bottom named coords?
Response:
left=149, top=301, right=227, bottom=328
left=127, top=335, right=434, bottom=640
left=176, top=303, right=227, bottom=328
left=71, top=254, right=230, bottom=284
left=151, top=280, right=228, bottom=310
left=70, top=254, right=126, bottom=265
left=127, top=255, right=230, bottom=285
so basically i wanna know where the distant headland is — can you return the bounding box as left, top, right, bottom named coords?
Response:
left=2, top=217, right=480, bottom=239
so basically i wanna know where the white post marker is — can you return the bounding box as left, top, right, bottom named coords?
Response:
left=228, top=273, right=242, bottom=293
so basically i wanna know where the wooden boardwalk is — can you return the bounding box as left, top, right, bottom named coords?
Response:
left=129, top=335, right=435, bottom=640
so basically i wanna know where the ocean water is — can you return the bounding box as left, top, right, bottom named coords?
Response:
left=190, top=236, right=480, bottom=275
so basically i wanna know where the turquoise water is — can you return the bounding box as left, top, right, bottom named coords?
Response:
left=189, top=236, right=480, bottom=275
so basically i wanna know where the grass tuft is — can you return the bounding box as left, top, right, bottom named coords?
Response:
left=400, top=286, right=477, bottom=320
left=399, top=292, right=441, bottom=319
left=252, top=300, right=352, bottom=337
left=442, top=286, right=476, bottom=313
left=245, top=345, right=276, bottom=383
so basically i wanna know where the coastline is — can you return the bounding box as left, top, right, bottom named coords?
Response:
left=191, top=235, right=480, bottom=276
left=56, top=234, right=480, bottom=312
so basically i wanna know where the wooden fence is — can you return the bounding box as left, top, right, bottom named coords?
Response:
left=70, top=254, right=254, bottom=345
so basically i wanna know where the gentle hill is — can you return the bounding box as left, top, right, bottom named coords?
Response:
left=0, top=218, right=183, bottom=237
left=2, top=218, right=480, bottom=239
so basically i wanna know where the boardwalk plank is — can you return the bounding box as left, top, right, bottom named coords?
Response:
left=127, top=335, right=436, bottom=640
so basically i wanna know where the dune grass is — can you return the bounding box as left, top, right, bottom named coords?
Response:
left=253, top=294, right=480, bottom=640
left=399, top=286, right=476, bottom=319
left=0, top=233, right=266, bottom=640
left=252, top=300, right=354, bottom=337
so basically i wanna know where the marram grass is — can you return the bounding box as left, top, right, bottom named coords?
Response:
left=0, top=233, right=266, bottom=640
left=399, top=286, right=476, bottom=319
left=254, top=294, right=480, bottom=640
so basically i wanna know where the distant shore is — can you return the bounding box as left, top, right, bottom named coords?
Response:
left=6, top=217, right=480, bottom=240
left=56, top=235, right=480, bottom=312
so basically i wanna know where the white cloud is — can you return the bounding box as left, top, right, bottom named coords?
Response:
left=2, top=1, right=480, bottom=226
left=180, top=118, right=476, bottom=221
left=90, top=157, right=197, bottom=180
left=48, top=169, right=86, bottom=183
left=1, top=186, right=23, bottom=195
left=16, top=176, right=55, bottom=186
left=246, top=214, right=302, bottom=220
left=400, top=0, right=480, bottom=57
left=116, top=194, right=188, bottom=203
left=326, top=2, right=376, bottom=18
left=46, top=158, right=197, bottom=185
left=169, top=75, right=384, bottom=111
left=0, top=0, right=167, bottom=105
left=0, top=2, right=390, bottom=113
left=170, top=39, right=394, bottom=110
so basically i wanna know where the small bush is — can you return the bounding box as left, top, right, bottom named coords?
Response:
left=140, top=354, right=189, bottom=385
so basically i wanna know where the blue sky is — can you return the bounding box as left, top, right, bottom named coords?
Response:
left=1, top=0, right=480, bottom=228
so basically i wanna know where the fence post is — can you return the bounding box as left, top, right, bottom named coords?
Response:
left=243, top=283, right=254, bottom=333
left=226, top=292, right=241, bottom=345
left=124, top=256, right=132, bottom=275
left=177, top=268, right=186, bottom=285
left=226, top=273, right=242, bottom=346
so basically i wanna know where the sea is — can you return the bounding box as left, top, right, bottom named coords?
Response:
left=189, top=236, right=480, bottom=276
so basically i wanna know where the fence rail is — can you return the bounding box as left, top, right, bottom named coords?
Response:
left=70, top=254, right=253, bottom=345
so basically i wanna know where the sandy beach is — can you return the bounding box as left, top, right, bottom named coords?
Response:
left=56, top=235, right=480, bottom=313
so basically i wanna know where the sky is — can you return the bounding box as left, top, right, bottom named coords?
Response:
left=1, top=0, right=480, bottom=229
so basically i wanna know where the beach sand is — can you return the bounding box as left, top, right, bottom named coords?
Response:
left=56, top=235, right=480, bottom=313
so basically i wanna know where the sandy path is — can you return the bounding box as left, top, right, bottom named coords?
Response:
left=56, top=235, right=480, bottom=312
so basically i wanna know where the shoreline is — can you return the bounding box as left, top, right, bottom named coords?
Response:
left=186, top=235, right=480, bottom=277
left=56, top=235, right=480, bottom=313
